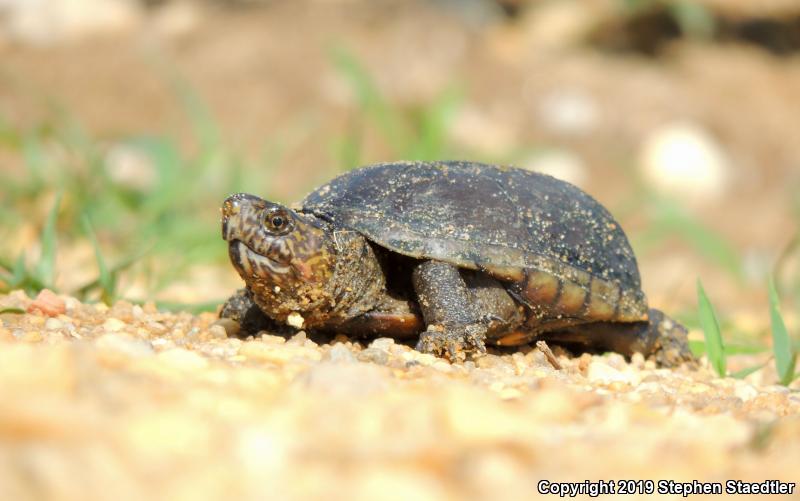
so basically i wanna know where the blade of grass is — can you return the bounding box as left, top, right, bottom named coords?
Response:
left=0, top=307, right=25, bottom=314
left=155, top=299, right=222, bottom=314
left=407, top=86, right=461, bottom=160
left=688, top=339, right=706, bottom=356
left=11, top=254, right=28, bottom=288
left=34, top=192, right=62, bottom=289
left=329, top=46, right=407, bottom=154
left=697, top=279, right=726, bottom=377
left=768, top=277, right=797, bottom=385
left=642, top=198, right=742, bottom=280
left=334, top=118, right=363, bottom=171
left=73, top=245, right=152, bottom=299
left=82, top=215, right=116, bottom=304
left=669, top=0, right=715, bottom=39
left=731, top=362, right=767, bottom=379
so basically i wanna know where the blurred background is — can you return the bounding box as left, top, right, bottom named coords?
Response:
left=2, top=0, right=800, bottom=351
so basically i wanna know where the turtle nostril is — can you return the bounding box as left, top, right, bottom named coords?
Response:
left=222, top=199, right=240, bottom=219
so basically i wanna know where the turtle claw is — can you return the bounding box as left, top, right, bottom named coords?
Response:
left=415, top=323, right=488, bottom=363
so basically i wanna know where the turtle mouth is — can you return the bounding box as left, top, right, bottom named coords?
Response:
left=229, top=240, right=291, bottom=276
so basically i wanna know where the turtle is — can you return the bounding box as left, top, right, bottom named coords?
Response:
left=219, top=160, right=694, bottom=366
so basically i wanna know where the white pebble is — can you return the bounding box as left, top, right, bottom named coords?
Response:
left=286, top=312, right=305, bottom=329
left=325, top=343, right=356, bottom=364
left=536, top=88, right=599, bottom=136
left=103, top=318, right=126, bottom=332
left=523, top=150, right=588, bottom=187
left=639, top=121, right=729, bottom=202
left=734, top=383, right=759, bottom=402
left=587, top=361, right=636, bottom=385
left=369, top=338, right=395, bottom=351
left=158, top=348, right=209, bottom=370
left=44, top=318, right=63, bottom=330
left=96, top=333, right=154, bottom=358
left=132, top=305, right=144, bottom=318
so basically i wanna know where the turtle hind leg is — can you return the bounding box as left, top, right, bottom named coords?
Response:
left=538, top=308, right=696, bottom=367
left=643, top=308, right=697, bottom=367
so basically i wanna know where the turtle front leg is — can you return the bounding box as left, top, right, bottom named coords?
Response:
left=412, top=260, right=488, bottom=362
left=218, top=288, right=291, bottom=338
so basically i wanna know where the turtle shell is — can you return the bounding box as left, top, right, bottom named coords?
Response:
left=302, top=161, right=648, bottom=322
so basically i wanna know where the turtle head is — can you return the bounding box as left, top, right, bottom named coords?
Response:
left=221, top=193, right=334, bottom=292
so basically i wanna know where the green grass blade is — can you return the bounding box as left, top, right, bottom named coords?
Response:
left=334, top=119, right=363, bottom=171
left=669, top=0, right=716, bottom=39
left=11, top=254, right=27, bottom=287
left=34, top=192, right=62, bottom=289
left=82, top=215, right=115, bottom=304
left=768, top=277, right=797, bottom=385
left=649, top=198, right=742, bottom=280
left=329, top=46, right=407, bottom=154
left=73, top=244, right=152, bottom=298
left=408, top=86, right=461, bottom=160
left=0, top=307, right=25, bottom=314
left=155, top=300, right=221, bottom=314
left=731, top=363, right=767, bottom=379
left=697, top=279, right=726, bottom=377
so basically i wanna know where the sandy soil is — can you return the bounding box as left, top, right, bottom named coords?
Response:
left=1, top=290, right=798, bottom=500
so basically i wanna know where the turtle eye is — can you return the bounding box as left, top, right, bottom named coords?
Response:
left=263, top=208, right=293, bottom=235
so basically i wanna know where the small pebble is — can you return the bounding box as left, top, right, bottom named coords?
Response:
left=207, top=324, right=228, bottom=340
left=96, top=333, right=154, bottom=358
left=286, top=312, right=305, bottom=329
left=158, top=348, right=209, bottom=371
left=44, top=318, right=63, bottom=330
left=102, top=318, right=126, bottom=332
left=358, top=347, right=389, bottom=365
left=369, top=337, right=395, bottom=351
left=325, top=343, right=356, bottom=364
left=297, top=361, right=389, bottom=396
left=27, top=289, right=66, bottom=317
left=587, top=361, right=635, bottom=385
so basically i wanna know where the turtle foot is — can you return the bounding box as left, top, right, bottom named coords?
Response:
left=219, top=288, right=290, bottom=338
left=647, top=309, right=698, bottom=368
left=415, top=323, right=487, bottom=363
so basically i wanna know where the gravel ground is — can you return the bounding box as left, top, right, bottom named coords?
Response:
left=1, top=290, right=798, bottom=501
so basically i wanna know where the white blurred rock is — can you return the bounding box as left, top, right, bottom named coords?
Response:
left=586, top=361, right=638, bottom=385
left=286, top=312, right=305, bottom=329
left=449, top=106, right=518, bottom=155
left=0, top=0, right=141, bottom=45
left=150, top=1, right=200, bottom=39
left=733, top=382, right=759, bottom=402
left=297, top=362, right=390, bottom=397
left=520, top=0, right=600, bottom=51
left=536, top=88, right=599, bottom=136
left=325, top=343, right=356, bottom=364
left=522, top=150, right=588, bottom=187
left=102, top=317, right=126, bottom=333
left=104, top=143, right=157, bottom=193
left=96, top=332, right=154, bottom=358
left=639, top=122, right=730, bottom=201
